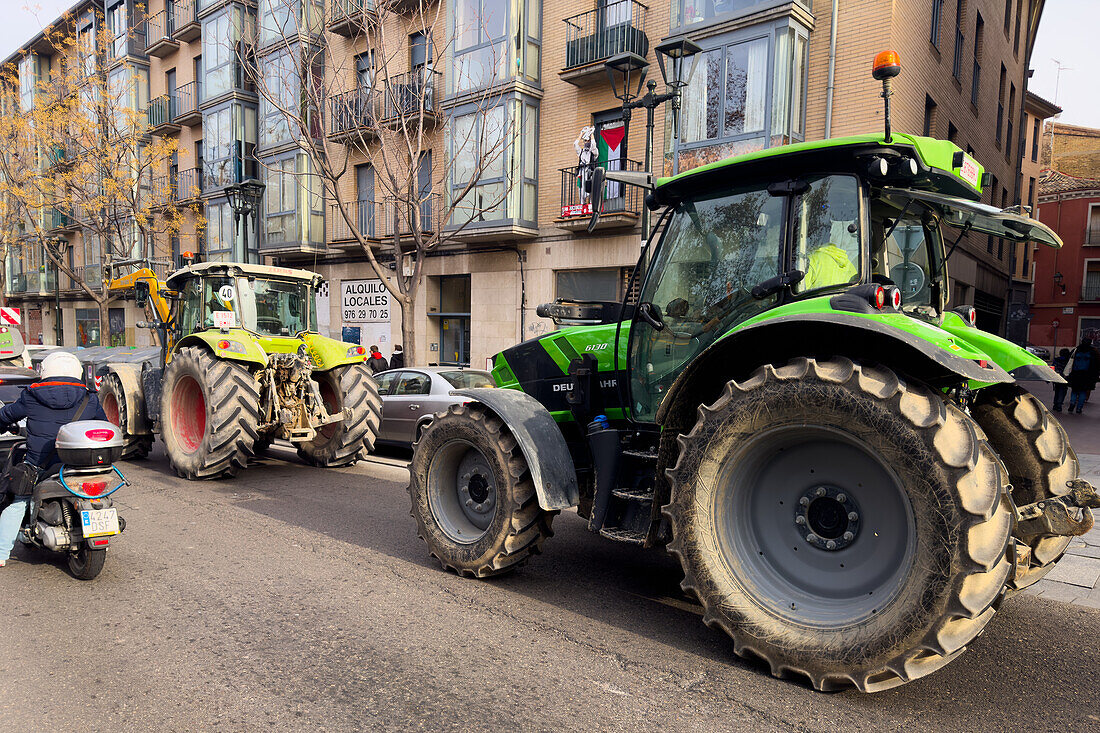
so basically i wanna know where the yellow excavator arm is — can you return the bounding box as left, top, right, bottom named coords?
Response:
left=108, top=267, right=173, bottom=324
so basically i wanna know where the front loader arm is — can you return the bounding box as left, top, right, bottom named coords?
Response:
left=108, top=267, right=174, bottom=324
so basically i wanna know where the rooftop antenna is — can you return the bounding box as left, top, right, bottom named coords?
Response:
left=872, top=50, right=902, bottom=143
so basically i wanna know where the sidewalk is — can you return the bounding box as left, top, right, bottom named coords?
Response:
left=1020, top=383, right=1100, bottom=608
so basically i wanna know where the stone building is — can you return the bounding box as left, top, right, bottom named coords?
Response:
left=1, top=0, right=1048, bottom=361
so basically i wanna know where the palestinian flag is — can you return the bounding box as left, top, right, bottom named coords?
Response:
left=598, top=123, right=626, bottom=200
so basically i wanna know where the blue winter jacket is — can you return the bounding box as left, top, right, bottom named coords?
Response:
left=0, top=380, right=108, bottom=470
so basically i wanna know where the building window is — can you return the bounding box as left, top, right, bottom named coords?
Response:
left=106, top=0, right=127, bottom=60
left=923, top=95, right=937, bottom=136
left=556, top=269, right=621, bottom=301
left=1032, top=117, right=1041, bottom=162
left=952, top=0, right=964, bottom=80
left=673, top=0, right=810, bottom=29
left=931, top=0, right=943, bottom=47
left=996, top=64, right=1006, bottom=146
left=107, top=65, right=150, bottom=135
left=1088, top=205, right=1100, bottom=246
left=448, top=96, right=538, bottom=227
left=262, top=152, right=324, bottom=249
left=1003, top=0, right=1012, bottom=36
left=259, top=50, right=299, bottom=148
left=76, top=308, right=101, bottom=347
left=1013, top=0, right=1022, bottom=55
left=78, top=14, right=96, bottom=77
left=437, top=275, right=471, bottom=366
left=1028, top=176, right=1036, bottom=212
left=259, top=0, right=323, bottom=48
left=453, top=0, right=508, bottom=93
left=1006, top=84, right=1015, bottom=162
left=18, top=55, right=41, bottom=112
left=203, top=7, right=251, bottom=101
left=203, top=102, right=257, bottom=190
left=947, top=121, right=957, bottom=142
left=971, top=12, right=983, bottom=106
left=1085, top=263, right=1100, bottom=302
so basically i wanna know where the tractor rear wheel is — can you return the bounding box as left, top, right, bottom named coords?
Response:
left=971, top=385, right=1079, bottom=591
left=409, top=403, right=555, bottom=577
left=98, top=373, right=152, bottom=460
left=297, top=363, right=381, bottom=467
left=160, top=346, right=260, bottom=480
left=665, top=358, right=1012, bottom=692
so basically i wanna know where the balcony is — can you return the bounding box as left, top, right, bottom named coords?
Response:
left=329, top=199, right=380, bottom=246
left=557, top=159, right=643, bottom=231
left=147, top=94, right=181, bottom=135
left=174, top=168, right=204, bottom=201
left=174, top=81, right=202, bottom=126
left=45, top=207, right=78, bottom=232
left=146, top=10, right=180, bottom=57
left=383, top=71, right=442, bottom=127
left=46, top=140, right=76, bottom=168
left=8, top=273, right=26, bottom=294
left=377, top=195, right=443, bottom=244
left=562, top=1, right=649, bottom=86
left=1083, top=283, right=1100, bottom=301
left=328, top=0, right=377, bottom=37
left=328, top=87, right=381, bottom=144
left=173, top=0, right=202, bottom=43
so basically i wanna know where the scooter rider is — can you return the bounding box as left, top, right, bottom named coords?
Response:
left=0, top=352, right=108, bottom=567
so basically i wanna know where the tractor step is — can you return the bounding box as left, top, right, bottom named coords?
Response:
left=599, top=527, right=648, bottom=545
left=622, top=449, right=658, bottom=462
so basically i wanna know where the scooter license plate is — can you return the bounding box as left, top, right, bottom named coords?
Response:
left=80, top=508, right=119, bottom=538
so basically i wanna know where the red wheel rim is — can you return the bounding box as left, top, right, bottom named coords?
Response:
left=102, top=391, right=120, bottom=425
left=171, top=375, right=206, bottom=454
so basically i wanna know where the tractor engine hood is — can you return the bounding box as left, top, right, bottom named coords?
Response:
left=882, top=188, right=1062, bottom=247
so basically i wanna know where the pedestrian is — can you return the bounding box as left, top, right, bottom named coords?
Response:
left=389, top=345, right=405, bottom=370
left=0, top=352, right=108, bottom=567
left=1061, top=338, right=1096, bottom=414
left=1052, top=348, right=1071, bottom=412
left=366, top=345, right=389, bottom=374
left=1087, top=340, right=1100, bottom=403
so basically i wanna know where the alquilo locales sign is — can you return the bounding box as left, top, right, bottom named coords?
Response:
left=341, top=279, right=391, bottom=323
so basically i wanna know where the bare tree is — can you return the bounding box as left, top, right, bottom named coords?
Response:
left=246, top=0, right=515, bottom=363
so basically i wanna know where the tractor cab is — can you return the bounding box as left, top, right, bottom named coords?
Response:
left=166, top=262, right=321, bottom=342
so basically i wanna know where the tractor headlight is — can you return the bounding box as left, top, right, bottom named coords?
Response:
left=347, top=345, right=367, bottom=358
left=216, top=339, right=247, bottom=355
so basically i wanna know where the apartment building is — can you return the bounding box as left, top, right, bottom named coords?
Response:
left=1, top=0, right=1045, bottom=362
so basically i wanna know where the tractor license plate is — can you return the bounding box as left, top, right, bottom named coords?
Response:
left=80, top=508, right=119, bottom=538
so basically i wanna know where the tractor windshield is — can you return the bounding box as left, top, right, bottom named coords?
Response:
left=870, top=193, right=946, bottom=316
left=235, top=278, right=314, bottom=337
left=629, top=174, right=862, bottom=421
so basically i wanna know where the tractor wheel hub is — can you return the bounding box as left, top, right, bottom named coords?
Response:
left=796, top=485, right=860, bottom=551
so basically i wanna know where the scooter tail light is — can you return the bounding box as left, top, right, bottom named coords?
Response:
left=81, top=481, right=108, bottom=496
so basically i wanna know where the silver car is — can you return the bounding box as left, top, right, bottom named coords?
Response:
left=374, top=367, right=496, bottom=446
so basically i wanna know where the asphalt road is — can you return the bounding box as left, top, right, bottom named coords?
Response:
left=1, top=444, right=1098, bottom=732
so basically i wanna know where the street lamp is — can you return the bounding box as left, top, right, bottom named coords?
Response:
left=604, top=37, right=701, bottom=240
left=1053, top=271, right=1066, bottom=296
left=225, top=177, right=265, bottom=263
left=44, top=236, right=66, bottom=346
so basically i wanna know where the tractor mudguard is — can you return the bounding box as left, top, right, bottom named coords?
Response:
left=655, top=312, right=1012, bottom=427
left=175, top=332, right=268, bottom=367
left=103, top=363, right=152, bottom=437
left=938, top=311, right=1065, bottom=384
left=451, top=387, right=579, bottom=511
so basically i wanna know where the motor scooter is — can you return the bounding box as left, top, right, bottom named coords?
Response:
left=0, top=420, right=128, bottom=579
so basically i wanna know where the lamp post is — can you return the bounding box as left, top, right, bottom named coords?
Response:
left=604, top=37, right=700, bottom=241
left=225, top=178, right=265, bottom=263
left=45, top=236, right=66, bottom=346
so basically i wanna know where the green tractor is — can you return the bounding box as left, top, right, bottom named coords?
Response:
left=409, top=55, right=1099, bottom=691
left=100, top=261, right=381, bottom=479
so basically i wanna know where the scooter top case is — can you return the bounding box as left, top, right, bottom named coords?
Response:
left=56, top=421, right=124, bottom=468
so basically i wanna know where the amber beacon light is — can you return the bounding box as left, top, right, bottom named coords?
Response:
left=872, top=50, right=902, bottom=143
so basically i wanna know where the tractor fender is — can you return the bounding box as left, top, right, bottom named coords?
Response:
left=655, top=312, right=1013, bottom=429
left=451, top=387, right=579, bottom=511
left=175, top=332, right=268, bottom=368
left=103, top=363, right=152, bottom=437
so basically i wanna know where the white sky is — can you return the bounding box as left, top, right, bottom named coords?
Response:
left=0, top=0, right=1096, bottom=126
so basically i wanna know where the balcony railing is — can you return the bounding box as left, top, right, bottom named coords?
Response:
left=172, top=0, right=201, bottom=42
left=328, top=74, right=441, bottom=141
left=383, top=70, right=441, bottom=121
left=559, top=158, right=643, bottom=221
left=329, top=87, right=380, bottom=139
left=174, top=81, right=200, bottom=123
left=147, top=94, right=176, bottom=130
left=328, top=0, right=377, bottom=36
left=378, top=194, right=443, bottom=240
left=45, top=207, right=76, bottom=231
left=175, top=168, right=204, bottom=201
left=563, top=1, right=649, bottom=71
left=329, top=200, right=378, bottom=242
left=145, top=10, right=179, bottom=56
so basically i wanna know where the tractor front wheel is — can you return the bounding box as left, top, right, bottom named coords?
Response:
left=160, top=346, right=260, bottom=480
left=297, top=362, right=381, bottom=467
left=409, top=403, right=555, bottom=577
left=665, top=358, right=1012, bottom=692
left=971, top=385, right=1080, bottom=591
left=98, top=372, right=152, bottom=460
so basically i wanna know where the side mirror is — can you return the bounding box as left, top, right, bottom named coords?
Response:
left=134, top=280, right=150, bottom=308
left=586, top=166, right=606, bottom=234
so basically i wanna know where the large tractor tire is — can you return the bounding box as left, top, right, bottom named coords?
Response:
left=665, top=358, right=1012, bottom=692
left=98, top=372, right=153, bottom=460
left=408, top=403, right=555, bottom=577
left=160, top=346, right=260, bottom=480
left=971, top=385, right=1079, bottom=591
left=297, top=363, right=381, bottom=467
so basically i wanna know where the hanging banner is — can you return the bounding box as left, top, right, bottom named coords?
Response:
left=316, top=280, right=331, bottom=337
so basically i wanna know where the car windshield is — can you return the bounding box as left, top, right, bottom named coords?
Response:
left=439, top=370, right=495, bottom=388
left=235, top=278, right=314, bottom=337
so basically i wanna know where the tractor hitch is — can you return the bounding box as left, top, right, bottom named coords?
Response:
left=1013, top=479, right=1099, bottom=543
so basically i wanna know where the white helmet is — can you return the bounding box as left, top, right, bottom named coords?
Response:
left=40, top=351, right=83, bottom=381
